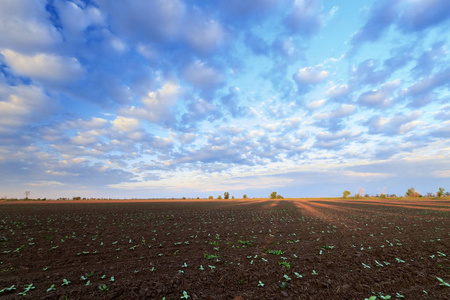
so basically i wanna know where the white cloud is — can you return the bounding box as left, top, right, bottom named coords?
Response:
left=294, top=65, right=329, bottom=84
left=54, top=0, right=105, bottom=36
left=0, top=83, right=52, bottom=133
left=285, top=0, right=324, bottom=36
left=120, top=82, right=180, bottom=124
left=184, top=18, right=226, bottom=54
left=367, top=111, right=422, bottom=135
left=358, top=79, right=402, bottom=108
left=326, top=84, right=349, bottom=98
left=1, top=49, right=83, bottom=83
left=182, top=60, right=224, bottom=89
left=97, top=0, right=186, bottom=41
left=0, top=0, right=60, bottom=52
left=111, top=116, right=140, bottom=132
left=313, top=104, right=356, bottom=120
left=306, top=99, right=326, bottom=110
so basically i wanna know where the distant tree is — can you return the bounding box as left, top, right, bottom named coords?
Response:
left=25, top=191, right=30, bottom=199
left=197, top=197, right=200, bottom=199
left=343, top=190, right=351, bottom=199
left=276, top=194, right=284, bottom=199
left=270, top=192, right=278, bottom=199
left=243, top=194, right=248, bottom=199
left=208, top=196, right=213, bottom=199
left=380, top=193, right=386, bottom=199
left=182, top=197, right=186, bottom=200
left=224, top=192, right=230, bottom=199
left=426, top=192, right=435, bottom=197
left=406, top=187, right=420, bottom=197
left=73, top=196, right=81, bottom=200
left=364, top=194, right=369, bottom=198
left=231, top=196, right=235, bottom=199
left=217, top=195, right=222, bottom=199
left=445, top=192, right=450, bottom=197
left=437, top=187, right=445, bottom=198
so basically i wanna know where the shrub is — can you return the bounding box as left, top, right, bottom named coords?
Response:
left=405, top=187, right=420, bottom=197
left=343, top=190, right=351, bottom=199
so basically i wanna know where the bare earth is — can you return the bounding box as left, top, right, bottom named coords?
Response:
left=0, top=198, right=449, bottom=299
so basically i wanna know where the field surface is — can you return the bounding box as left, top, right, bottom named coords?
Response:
left=0, top=198, right=449, bottom=299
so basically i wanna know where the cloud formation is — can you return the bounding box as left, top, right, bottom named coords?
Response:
left=0, top=0, right=449, bottom=199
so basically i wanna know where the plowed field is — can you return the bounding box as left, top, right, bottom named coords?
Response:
left=0, top=198, right=449, bottom=299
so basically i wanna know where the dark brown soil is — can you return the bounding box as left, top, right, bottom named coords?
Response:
left=0, top=198, right=449, bottom=299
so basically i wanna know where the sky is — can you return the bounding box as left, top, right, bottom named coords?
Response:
left=0, top=0, right=449, bottom=199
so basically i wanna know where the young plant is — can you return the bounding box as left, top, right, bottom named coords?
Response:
left=46, top=284, right=56, bottom=292
left=181, top=290, right=190, bottom=299
left=99, top=284, right=109, bottom=292
left=0, top=285, right=16, bottom=294
left=61, top=279, right=71, bottom=286
left=258, top=281, right=264, bottom=287
left=18, top=284, right=35, bottom=296
left=278, top=261, right=291, bottom=270
left=437, top=277, right=450, bottom=287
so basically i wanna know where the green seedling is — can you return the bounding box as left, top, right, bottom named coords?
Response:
left=278, top=261, right=291, bottom=270
left=46, top=284, right=55, bottom=292
left=61, top=279, right=71, bottom=286
left=99, top=284, right=109, bottom=292
left=258, top=280, right=264, bottom=287
left=0, top=285, right=16, bottom=293
left=437, top=277, right=450, bottom=287
left=181, top=290, right=190, bottom=299
left=294, top=272, right=303, bottom=278
left=312, top=270, right=318, bottom=275
left=18, top=283, right=35, bottom=296
left=279, top=282, right=288, bottom=290
left=283, top=274, right=291, bottom=281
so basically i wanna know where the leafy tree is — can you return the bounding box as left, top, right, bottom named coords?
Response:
left=270, top=192, right=278, bottom=199
left=224, top=192, right=230, bottom=199
left=208, top=196, right=213, bottom=199
left=217, top=195, right=222, bottom=199
left=343, top=190, right=351, bottom=199
left=243, top=194, right=248, bottom=199
left=276, top=195, right=284, bottom=199
left=437, top=187, right=445, bottom=197
left=231, top=196, right=235, bottom=199
left=406, top=187, right=420, bottom=197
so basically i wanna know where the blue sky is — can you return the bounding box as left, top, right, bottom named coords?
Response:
left=0, top=0, right=449, bottom=199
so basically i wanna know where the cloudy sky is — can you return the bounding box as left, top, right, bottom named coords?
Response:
left=0, top=0, right=449, bottom=199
